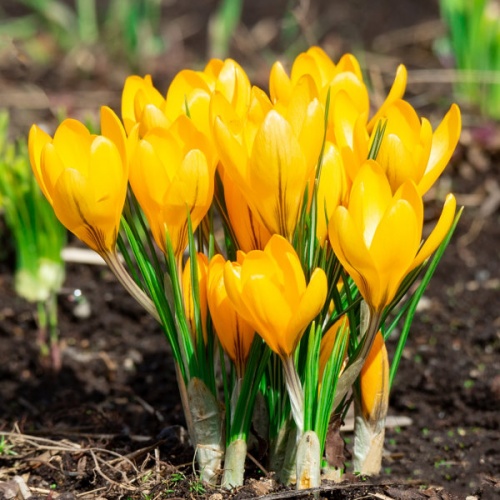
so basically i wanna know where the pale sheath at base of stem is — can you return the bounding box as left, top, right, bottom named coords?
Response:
left=188, top=377, right=225, bottom=485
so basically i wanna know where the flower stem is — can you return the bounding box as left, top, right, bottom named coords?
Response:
left=282, top=355, right=304, bottom=436
left=103, top=251, right=160, bottom=322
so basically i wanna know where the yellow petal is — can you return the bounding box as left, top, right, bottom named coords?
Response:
left=377, top=134, right=417, bottom=190
left=131, top=138, right=171, bottom=207
left=52, top=119, right=93, bottom=175
left=88, top=136, right=127, bottom=224
left=28, top=124, right=53, bottom=204
left=360, top=331, right=389, bottom=421
left=170, top=114, right=217, bottom=171
left=316, top=142, right=348, bottom=244
left=309, top=46, right=337, bottom=81
left=330, top=72, right=369, bottom=116
left=165, top=69, right=212, bottom=121
left=369, top=198, right=420, bottom=309
left=139, top=104, right=170, bottom=136
left=385, top=100, right=420, bottom=143
left=349, top=161, right=392, bottom=248
left=336, top=53, right=363, bottom=80
left=291, top=51, right=323, bottom=85
left=223, top=260, right=252, bottom=320
left=249, top=110, right=307, bottom=236
left=216, top=59, right=251, bottom=117
left=414, top=117, right=433, bottom=180
left=121, top=75, right=165, bottom=133
left=282, top=75, right=320, bottom=138
left=296, top=98, right=324, bottom=172
left=183, top=88, right=212, bottom=138
left=367, top=64, right=407, bottom=132
left=418, top=104, right=461, bottom=196
left=264, top=235, right=307, bottom=307
left=164, top=149, right=213, bottom=255
left=41, top=145, right=83, bottom=232
left=329, top=206, right=380, bottom=308
left=223, top=235, right=326, bottom=357
left=239, top=262, right=293, bottom=356
left=285, top=267, right=327, bottom=356
left=208, top=255, right=255, bottom=373
left=394, top=180, right=424, bottom=234
left=411, top=193, right=457, bottom=270
left=269, top=61, right=292, bottom=103
left=204, top=58, right=224, bottom=80
left=100, top=106, right=128, bottom=167
left=213, top=115, right=248, bottom=188
left=52, top=166, right=117, bottom=254
left=331, top=90, right=366, bottom=151
left=224, top=173, right=271, bottom=251
left=319, top=316, right=349, bottom=381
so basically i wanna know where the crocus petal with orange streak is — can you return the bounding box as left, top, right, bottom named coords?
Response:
left=207, top=255, right=255, bottom=375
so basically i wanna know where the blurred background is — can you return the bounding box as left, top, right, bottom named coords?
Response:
left=0, top=0, right=450, bottom=134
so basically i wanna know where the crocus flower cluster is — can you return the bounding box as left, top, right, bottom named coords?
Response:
left=29, top=46, right=461, bottom=489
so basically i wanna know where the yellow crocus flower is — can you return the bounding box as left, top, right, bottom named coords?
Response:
left=328, top=160, right=457, bottom=313
left=223, top=235, right=327, bottom=358
left=213, top=81, right=324, bottom=239
left=183, top=253, right=209, bottom=345
left=121, top=59, right=251, bottom=141
left=129, top=115, right=216, bottom=257
left=207, top=254, right=255, bottom=377
left=270, top=47, right=368, bottom=111
left=376, top=100, right=461, bottom=195
left=28, top=107, right=128, bottom=256
left=269, top=46, right=407, bottom=147
left=166, top=58, right=251, bottom=137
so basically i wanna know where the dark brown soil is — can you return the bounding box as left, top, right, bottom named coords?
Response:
left=0, top=1, right=499, bottom=499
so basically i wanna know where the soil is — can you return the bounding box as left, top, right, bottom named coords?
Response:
left=0, top=1, right=499, bottom=499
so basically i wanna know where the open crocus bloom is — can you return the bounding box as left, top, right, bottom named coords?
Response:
left=28, top=107, right=128, bottom=256
left=213, top=79, right=324, bottom=239
left=270, top=46, right=369, bottom=113
left=269, top=46, right=407, bottom=147
left=129, top=115, right=216, bottom=258
left=223, top=235, right=327, bottom=358
left=207, top=254, right=256, bottom=377
left=121, top=58, right=251, bottom=142
left=376, top=100, right=461, bottom=195
left=328, top=160, right=457, bottom=313
left=165, top=58, right=251, bottom=138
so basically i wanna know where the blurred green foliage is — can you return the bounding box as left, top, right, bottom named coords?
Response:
left=438, top=0, right=500, bottom=119
left=0, top=0, right=165, bottom=70
left=0, top=110, right=66, bottom=369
